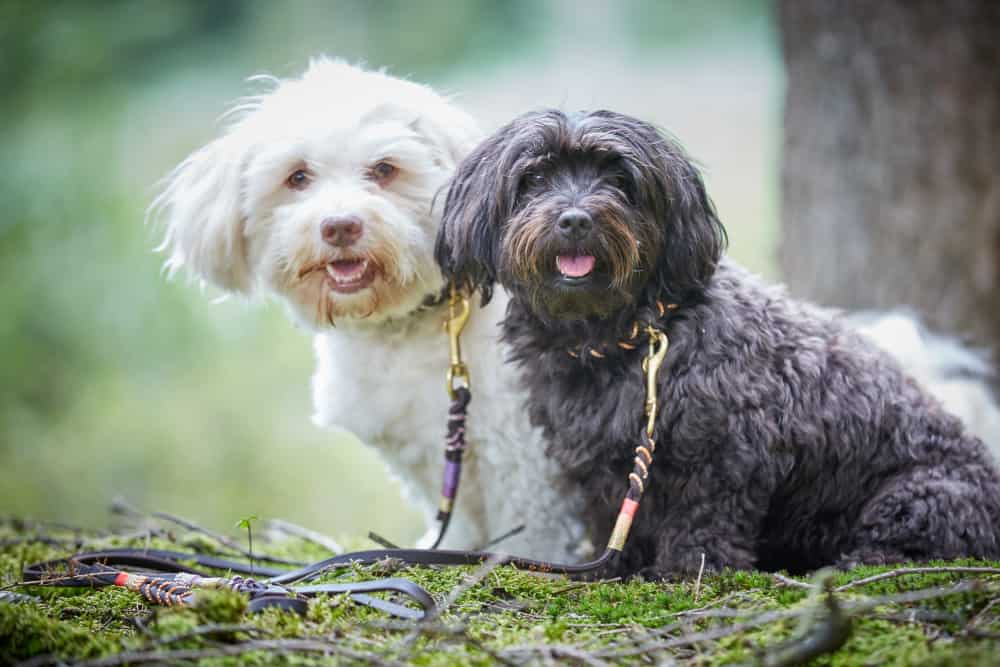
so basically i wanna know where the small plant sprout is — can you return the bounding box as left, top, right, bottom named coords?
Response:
left=235, top=513, right=259, bottom=576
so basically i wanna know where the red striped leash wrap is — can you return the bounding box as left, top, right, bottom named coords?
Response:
left=112, top=570, right=265, bottom=607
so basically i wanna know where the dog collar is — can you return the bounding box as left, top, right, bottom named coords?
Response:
left=567, top=300, right=678, bottom=360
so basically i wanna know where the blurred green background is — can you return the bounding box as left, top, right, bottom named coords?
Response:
left=0, top=1, right=779, bottom=542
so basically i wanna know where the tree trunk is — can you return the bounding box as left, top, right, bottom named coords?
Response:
left=779, top=0, right=1000, bottom=354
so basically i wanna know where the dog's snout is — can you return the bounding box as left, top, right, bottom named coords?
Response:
left=320, top=216, right=363, bottom=247
left=556, top=209, right=593, bottom=241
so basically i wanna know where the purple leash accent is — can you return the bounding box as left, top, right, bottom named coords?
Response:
left=442, top=460, right=462, bottom=498
left=430, top=385, right=471, bottom=548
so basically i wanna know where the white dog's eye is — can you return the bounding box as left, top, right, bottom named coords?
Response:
left=286, top=169, right=312, bottom=191
left=369, top=161, right=398, bottom=187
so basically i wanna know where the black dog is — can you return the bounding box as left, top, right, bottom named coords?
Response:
left=435, top=109, right=1000, bottom=576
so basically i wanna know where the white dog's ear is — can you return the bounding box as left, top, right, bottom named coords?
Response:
left=152, top=131, right=252, bottom=294
left=412, top=103, right=481, bottom=169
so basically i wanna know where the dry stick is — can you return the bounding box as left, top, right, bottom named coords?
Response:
left=848, top=579, right=990, bottom=610
left=426, top=555, right=508, bottom=624
left=152, top=623, right=275, bottom=646
left=834, top=566, right=1000, bottom=592
left=267, top=518, right=343, bottom=554
left=605, top=578, right=995, bottom=660
left=399, top=556, right=508, bottom=658
left=4, top=570, right=121, bottom=591
left=551, top=577, right=621, bottom=596
left=460, top=635, right=522, bottom=667
left=517, top=644, right=615, bottom=667
left=772, top=573, right=816, bottom=590
left=479, top=524, right=526, bottom=550
left=582, top=591, right=770, bottom=652
left=367, top=531, right=401, bottom=549
left=750, top=578, right=852, bottom=667
left=967, top=596, right=1000, bottom=629
left=1, top=516, right=110, bottom=537
left=109, top=497, right=302, bottom=566
left=64, top=639, right=400, bottom=667
left=693, top=552, right=706, bottom=602
left=14, top=654, right=58, bottom=667
left=673, top=589, right=768, bottom=617
left=600, top=607, right=811, bottom=658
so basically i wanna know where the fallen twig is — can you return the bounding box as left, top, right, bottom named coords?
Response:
left=693, top=552, right=706, bottom=602
left=109, top=497, right=303, bottom=566
left=479, top=524, right=526, bottom=550
left=834, top=566, right=1000, bottom=592
left=152, top=622, right=275, bottom=646
left=266, top=518, right=342, bottom=554
left=56, top=639, right=400, bottom=667
left=751, top=573, right=852, bottom=667
left=503, top=643, right=614, bottom=667
left=772, top=572, right=815, bottom=589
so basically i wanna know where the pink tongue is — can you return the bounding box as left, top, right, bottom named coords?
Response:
left=556, top=255, right=596, bottom=278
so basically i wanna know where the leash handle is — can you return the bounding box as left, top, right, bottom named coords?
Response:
left=22, top=550, right=435, bottom=620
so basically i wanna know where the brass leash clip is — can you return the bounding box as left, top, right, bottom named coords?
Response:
left=642, top=326, right=669, bottom=438
left=445, top=284, right=471, bottom=399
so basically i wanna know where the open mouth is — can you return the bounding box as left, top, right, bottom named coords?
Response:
left=556, top=254, right=597, bottom=280
left=324, top=258, right=376, bottom=293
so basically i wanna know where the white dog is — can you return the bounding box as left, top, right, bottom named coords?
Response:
left=846, top=311, right=1000, bottom=464
left=151, top=59, right=586, bottom=559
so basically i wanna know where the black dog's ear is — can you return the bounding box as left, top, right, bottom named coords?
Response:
left=435, top=130, right=511, bottom=305
left=651, top=145, right=727, bottom=301
left=621, top=117, right=727, bottom=302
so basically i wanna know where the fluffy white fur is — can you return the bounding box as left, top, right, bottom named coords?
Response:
left=151, top=59, right=586, bottom=559
left=846, top=311, right=1000, bottom=464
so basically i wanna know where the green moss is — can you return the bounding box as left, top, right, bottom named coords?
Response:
left=193, top=588, right=249, bottom=624
left=3, top=522, right=1000, bottom=665
left=0, top=597, right=121, bottom=662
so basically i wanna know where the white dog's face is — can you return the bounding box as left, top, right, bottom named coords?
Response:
left=153, top=59, right=479, bottom=328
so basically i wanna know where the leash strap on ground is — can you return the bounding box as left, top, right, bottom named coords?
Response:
left=22, top=549, right=434, bottom=620
left=18, top=314, right=671, bottom=621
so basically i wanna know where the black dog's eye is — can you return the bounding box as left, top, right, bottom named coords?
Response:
left=609, top=171, right=636, bottom=202
left=520, top=171, right=545, bottom=191
left=286, top=168, right=312, bottom=191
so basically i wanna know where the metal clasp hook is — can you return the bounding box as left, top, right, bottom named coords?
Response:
left=444, top=284, right=471, bottom=399
left=642, top=326, right=669, bottom=438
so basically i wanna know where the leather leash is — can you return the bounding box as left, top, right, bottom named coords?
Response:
left=19, top=289, right=671, bottom=621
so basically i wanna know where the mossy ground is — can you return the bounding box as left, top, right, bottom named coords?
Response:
left=2, top=519, right=998, bottom=666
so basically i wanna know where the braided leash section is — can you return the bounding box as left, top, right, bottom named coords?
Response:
left=113, top=571, right=267, bottom=607
left=608, top=328, right=669, bottom=552
left=114, top=572, right=193, bottom=607
left=430, top=385, right=471, bottom=548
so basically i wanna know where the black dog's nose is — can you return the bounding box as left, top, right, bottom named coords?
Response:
left=320, top=216, right=363, bottom=247
left=556, top=209, right=593, bottom=241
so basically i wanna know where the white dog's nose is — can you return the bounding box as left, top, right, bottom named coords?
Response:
left=321, top=216, right=363, bottom=247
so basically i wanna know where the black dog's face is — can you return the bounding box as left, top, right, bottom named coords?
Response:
left=436, top=110, right=726, bottom=321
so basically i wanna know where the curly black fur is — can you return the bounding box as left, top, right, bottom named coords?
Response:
left=437, top=109, right=1000, bottom=576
